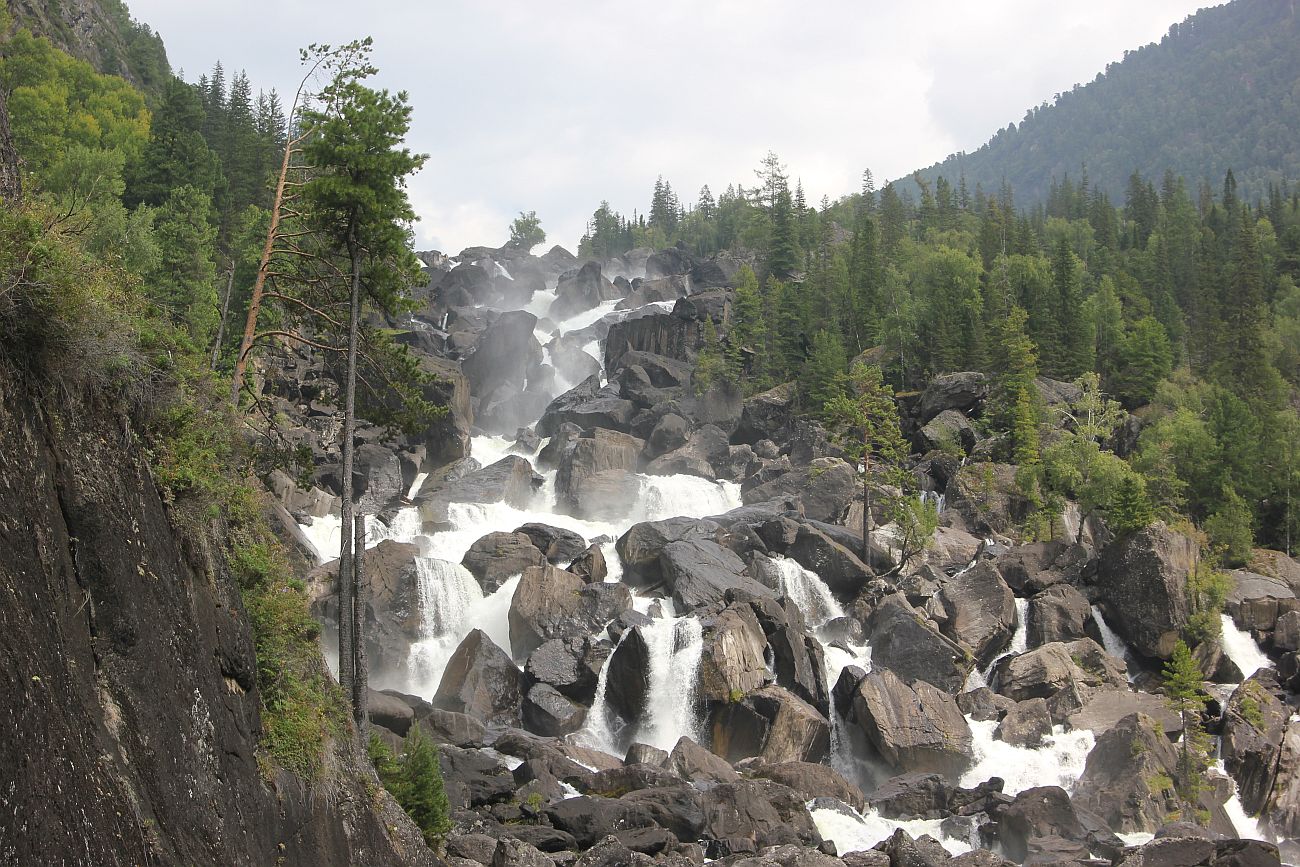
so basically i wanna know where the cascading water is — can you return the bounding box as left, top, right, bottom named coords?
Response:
left=772, top=556, right=844, bottom=626
left=636, top=615, right=705, bottom=751
left=1090, top=604, right=1136, bottom=681
left=1220, top=613, right=1273, bottom=681
left=965, top=596, right=1030, bottom=690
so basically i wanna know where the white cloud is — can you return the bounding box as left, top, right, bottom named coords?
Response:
left=130, top=0, right=1211, bottom=254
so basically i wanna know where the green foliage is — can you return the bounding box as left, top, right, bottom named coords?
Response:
left=800, top=329, right=847, bottom=412
left=1204, top=486, right=1254, bottom=567
left=370, top=726, right=451, bottom=846
left=990, top=306, right=1042, bottom=467
left=1162, top=640, right=1212, bottom=813
left=507, top=210, right=545, bottom=252
left=693, top=316, right=728, bottom=395
left=1108, top=474, right=1155, bottom=535
left=1185, top=560, right=1233, bottom=645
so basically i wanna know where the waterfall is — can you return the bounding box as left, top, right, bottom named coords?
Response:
left=640, top=476, right=742, bottom=521
left=810, top=804, right=972, bottom=858
left=959, top=719, right=1095, bottom=795
left=574, top=634, right=625, bottom=756
left=772, top=557, right=844, bottom=626
left=637, top=616, right=705, bottom=751
left=367, top=507, right=422, bottom=545
left=1219, top=613, right=1272, bottom=681
left=406, top=559, right=519, bottom=693
left=1090, top=604, right=1136, bottom=681
left=406, top=472, right=429, bottom=500
left=921, top=489, right=946, bottom=515
left=966, top=596, right=1030, bottom=690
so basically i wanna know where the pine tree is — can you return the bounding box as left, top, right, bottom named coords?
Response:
left=128, top=77, right=222, bottom=207
left=991, top=306, right=1042, bottom=468
left=800, top=329, right=846, bottom=412
left=1162, top=640, right=1211, bottom=818
left=1108, top=473, right=1154, bottom=534
left=148, top=184, right=219, bottom=347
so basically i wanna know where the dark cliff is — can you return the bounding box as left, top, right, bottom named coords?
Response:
left=0, top=363, right=434, bottom=866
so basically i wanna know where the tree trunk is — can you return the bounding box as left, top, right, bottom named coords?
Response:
left=0, top=85, right=21, bottom=207
left=337, top=225, right=362, bottom=699
left=210, top=265, right=235, bottom=370
left=862, top=445, right=874, bottom=571
left=229, top=132, right=296, bottom=403
left=352, top=513, right=368, bottom=735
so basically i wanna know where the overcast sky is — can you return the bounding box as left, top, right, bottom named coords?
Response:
left=130, top=0, right=1212, bottom=255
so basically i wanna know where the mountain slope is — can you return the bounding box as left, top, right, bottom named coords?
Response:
left=912, top=0, right=1300, bottom=205
left=7, top=0, right=170, bottom=95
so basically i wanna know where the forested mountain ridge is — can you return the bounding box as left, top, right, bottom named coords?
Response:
left=6, top=0, right=170, bottom=96
left=910, top=0, right=1300, bottom=206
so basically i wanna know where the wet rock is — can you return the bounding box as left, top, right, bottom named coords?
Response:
left=668, top=736, right=740, bottom=784
left=620, top=785, right=706, bottom=843
left=786, top=524, right=873, bottom=599
left=433, top=629, right=522, bottom=727
left=1065, top=688, right=1182, bottom=737
left=551, top=260, right=620, bottom=320
left=522, top=682, right=587, bottom=736
left=646, top=424, right=730, bottom=480
left=419, top=455, right=543, bottom=521
left=440, top=743, right=517, bottom=809
left=866, top=594, right=973, bottom=694
left=525, top=637, right=601, bottom=702
left=568, top=468, right=643, bottom=522
left=697, top=604, right=771, bottom=705
left=537, top=375, right=637, bottom=437
left=1028, top=585, right=1092, bottom=646
left=462, top=310, right=541, bottom=401
left=604, top=311, right=696, bottom=372
left=625, top=743, right=669, bottom=767
left=937, top=562, right=1016, bottom=667
left=755, top=761, right=865, bottom=811
left=742, top=458, right=858, bottom=524
left=995, top=785, right=1109, bottom=863
left=917, top=372, right=987, bottom=426
left=462, top=531, right=548, bottom=594
left=700, top=778, right=824, bottom=853
left=852, top=668, right=973, bottom=779
left=515, top=523, right=588, bottom=566
left=711, top=685, right=831, bottom=765
left=1226, top=571, right=1298, bottom=633
left=867, top=773, right=951, bottom=820
left=957, top=687, right=1016, bottom=723
left=990, top=639, right=1127, bottom=715
left=1221, top=673, right=1289, bottom=815
left=545, top=795, right=660, bottom=849
left=509, top=564, right=634, bottom=657
left=648, top=413, right=691, bottom=457
left=557, top=428, right=645, bottom=514
left=995, top=698, right=1052, bottom=748
left=1072, top=713, right=1181, bottom=833
left=569, top=544, right=608, bottom=583
left=1093, top=523, right=1199, bottom=659
left=994, top=541, right=1088, bottom=595
left=662, top=539, right=776, bottom=612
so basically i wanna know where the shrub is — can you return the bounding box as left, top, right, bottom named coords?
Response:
left=370, top=727, right=451, bottom=846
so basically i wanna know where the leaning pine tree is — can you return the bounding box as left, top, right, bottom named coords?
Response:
left=298, top=54, right=429, bottom=731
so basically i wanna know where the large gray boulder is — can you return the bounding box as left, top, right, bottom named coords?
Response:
left=937, top=561, right=1016, bottom=667
left=433, top=629, right=522, bottom=727
left=917, top=372, right=987, bottom=425
left=419, top=455, right=543, bottom=522
left=1028, top=584, right=1092, bottom=646
left=556, top=428, right=645, bottom=517
left=741, top=457, right=858, bottom=524
left=866, top=594, right=973, bottom=694
left=696, top=604, right=770, bottom=705
left=550, top=260, right=620, bottom=321
left=785, top=523, right=872, bottom=599
left=509, top=564, right=633, bottom=657
left=851, top=668, right=973, bottom=779
left=461, top=531, right=547, bottom=594
left=709, top=685, right=831, bottom=764
left=660, top=539, right=775, bottom=612
left=536, top=375, right=638, bottom=437
left=733, top=382, right=798, bottom=445
left=461, top=309, right=541, bottom=400
left=1093, top=523, right=1199, bottom=659
left=1221, top=673, right=1290, bottom=815
left=616, top=516, right=725, bottom=584
left=1072, top=712, right=1181, bottom=833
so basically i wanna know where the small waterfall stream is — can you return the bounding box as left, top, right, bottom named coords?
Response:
left=637, top=615, right=706, bottom=751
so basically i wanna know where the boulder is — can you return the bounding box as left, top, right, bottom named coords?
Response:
left=733, top=382, right=798, bottom=445
left=919, top=410, right=976, bottom=455
left=785, top=524, right=873, bottom=599
left=647, top=413, right=690, bottom=458
left=351, top=443, right=407, bottom=512
left=990, top=639, right=1127, bottom=718
left=742, top=458, right=858, bottom=524
left=551, top=260, right=619, bottom=321
left=866, top=773, right=951, bottom=819
left=699, top=779, right=824, bottom=853
left=943, top=463, right=1038, bottom=537
left=667, top=736, right=739, bottom=784
left=995, top=540, right=1089, bottom=595
left=646, top=247, right=694, bottom=279
left=545, top=795, right=659, bottom=849
left=937, top=562, right=1016, bottom=667
left=1221, top=673, right=1290, bottom=815
left=569, top=544, right=608, bottom=583
left=1065, top=689, right=1182, bottom=738
left=1028, top=584, right=1092, bottom=646
left=434, top=263, right=493, bottom=306
left=866, top=594, right=973, bottom=694
left=995, top=785, right=1098, bottom=863
left=1072, top=713, right=1181, bottom=833
left=620, top=785, right=706, bottom=844
left=515, top=522, right=588, bottom=566
left=917, top=372, right=987, bottom=425
left=995, top=698, right=1053, bottom=748
left=711, top=685, right=831, bottom=765
left=604, top=311, right=695, bottom=372
left=462, top=309, right=541, bottom=401
left=1226, top=571, right=1297, bottom=633
left=524, top=636, right=601, bottom=703
left=645, top=424, right=730, bottom=480
left=536, top=375, right=637, bottom=437
left=617, top=516, right=725, bottom=583
left=568, top=468, right=643, bottom=522
left=754, top=761, right=865, bottom=812
left=522, top=682, right=587, bottom=736
left=852, top=668, right=973, bottom=779
left=1093, top=523, right=1199, bottom=659
left=697, top=604, right=771, bottom=705
left=509, top=564, right=633, bottom=657
left=433, top=629, right=522, bottom=727
left=557, top=428, right=645, bottom=514
left=461, top=531, right=547, bottom=594
left=660, top=539, right=775, bottom=612
left=419, top=455, right=543, bottom=522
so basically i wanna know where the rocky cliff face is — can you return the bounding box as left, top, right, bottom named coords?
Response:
left=0, top=363, right=433, bottom=867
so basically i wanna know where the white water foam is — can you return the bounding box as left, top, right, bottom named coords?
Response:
left=1091, top=605, right=1136, bottom=681
left=773, top=556, right=845, bottom=626
left=960, top=719, right=1096, bottom=796
left=965, top=596, right=1030, bottom=691
left=637, top=615, right=705, bottom=751
left=811, top=804, right=972, bottom=857
left=1220, top=613, right=1273, bottom=681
